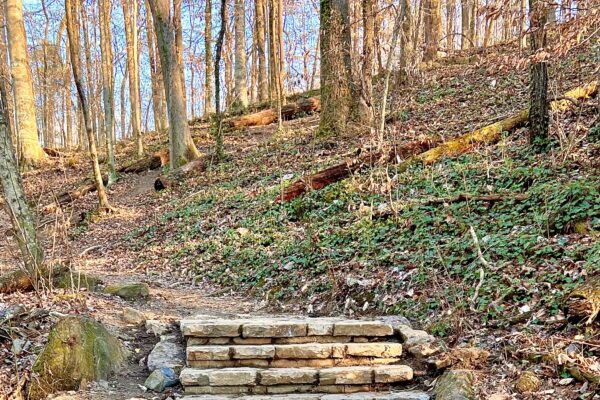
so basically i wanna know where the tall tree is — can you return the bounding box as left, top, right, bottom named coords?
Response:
left=360, top=0, right=375, bottom=124
left=173, top=0, right=186, bottom=104
left=0, top=6, right=15, bottom=147
left=461, top=0, right=470, bottom=49
left=100, top=0, right=117, bottom=184
left=65, top=0, right=112, bottom=211
left=148, top=0, right=200, bottom=168
left=204, top=0, right=215, bottom=115
left=255, top=0, right=268, bottom=102
left=146, top=0, right=168, bottom=132
left=214, top=0, right=227, bottom=161
left=4, top=0, right=46, bottom=168
left=446, top=0, right=456, bottom=52
left=423, top=0, right=441, bottom=61
left=318, top=0, right=352, bottom=136
left=0, top=80, right=43, bottom=283
left=122, top=0, right=143, bottom=157
left=234, top=0, right=249, bottom=107
left=528, top=0, right=549, bottom=150
left=268, top=0, right=284, bottom=129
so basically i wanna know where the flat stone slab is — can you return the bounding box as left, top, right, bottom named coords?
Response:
left=181, top=318, right=396, bottom=339
left=183, top=390, right=429, bottom=399
left=259, top=368, right=319, bottom=385
left=319, top=366, right=374, bottom=385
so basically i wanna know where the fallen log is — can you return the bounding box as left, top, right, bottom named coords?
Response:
left=154, top=157, right=207, bottom=191
left=277, top=81, right=598, bottom=203
left=118, top=148, right=169, bottom=173
left=275, top=139, right=439, bottom=202
left=564, top=275, right=600, bottom=324
left=228, top=97, right=321, bottom=129
left=43, top=174, right=109, bottom=213
left=43, top=147, right=65, bottom=158
left=0, top=266, right=100, bottom=294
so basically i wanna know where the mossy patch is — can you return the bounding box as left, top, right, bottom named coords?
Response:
left=104, top=282, right=150, bottom=300
left=53, top=271, right=102, bottom=291
left=28, top=316, right=125, bottom=400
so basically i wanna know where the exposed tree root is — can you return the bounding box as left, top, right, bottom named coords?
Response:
left=154, top=157, right=208, bottom=191
left=277, top=81, right=598, bottom=203
left=275, top=139, right=439, bottom=202
left=118, top=148, right=169, bottom=173
left=228, top=97, right=321, bottom=128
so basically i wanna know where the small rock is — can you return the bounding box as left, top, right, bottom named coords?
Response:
left=147, top=340, right=184, bottom=372
left=122, top=307, right=145, bottom=325
left=515, top=370, right=542, bottom=393
left=435, top=369, right=475, bottom=400
left=144, top=368, right=179, bottom=392
left=104, top=283, right=150, bottom=300
left=11, top=338, right=28, bottom=355
left=146, top=320, right=171, bottom=336
left=489, top=394, right=511, bottom=400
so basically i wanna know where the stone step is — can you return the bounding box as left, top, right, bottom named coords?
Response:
left=180, top=365, right=414, bottom=395
left=187, top=342, right=402, bottom=365
left=183, top=391, right=430, bottom=399
left=181, top=318, right=395, bottom=340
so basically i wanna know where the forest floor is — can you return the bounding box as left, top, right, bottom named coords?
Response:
left=1, top=41, right=600, bottom=399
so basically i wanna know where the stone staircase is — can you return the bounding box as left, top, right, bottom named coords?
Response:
left=179, top=317, right=432, bottom=399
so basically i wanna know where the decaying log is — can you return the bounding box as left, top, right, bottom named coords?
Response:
left=275, top=139, right=439, bottom=202
left=0, top=266, right=100, bottom=294
left=0, top=269, right=34, bottom=294
left=154, top=157, right=207, bottom=191
left=277, top=81, right=598, bottom=203
left=118, top=148, right=169, bottom=173
left=564, top=275, right=600, bottom=324
left=228, top=97, right=321, bottom=128
left=43, top=174, right=109, bottom=213
left=43, top=147, right=65, bottom=158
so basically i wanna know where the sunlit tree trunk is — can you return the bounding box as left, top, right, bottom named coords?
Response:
left=446, top=0, right=456, bottom=52
left=399, top=0, right=414, bottom=80
left=234, top=0, right=248, bottom=107
left=214, top=0, right=227, bottom=161
left=461, top=0, right=470, bottom=49
left=148, top=0, right=200, bottom=168
left=423, top=0, right=441, bottom=61
left=360, top=0, right=375, bottom=124
left=0, top=7, right=15, bottom=148
left=268, top=0, right=283, bottom=129
left=255, top=0, right=268, bottom=102
left=65, top=0, right=112, bottom=211
left=204, top=0, right=215, bottom=115
left=100, top=0, right=117, bottom=184
left=4, top=0, right=46, bottom=168
left=146, top=0, right=168, bottom=132
left=174, top=0, right=186, bottom=105
left=122, top=0, right=143, bottom=157
left=318, top=0, right=352, bottom=136
left=528, top=0, right=549, bottom=150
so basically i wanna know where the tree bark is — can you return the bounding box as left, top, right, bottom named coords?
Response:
left=255, top=0, right=268, bottom=102
left=214, top=0, right=227, bottom=161
left=423, top=0, right=442, bottom=61
left=148, top=0, right=200, bottom=169
left=447, top=0, right=456, bottom=52
left=528, top=0, right=549, bottom=150
left=0, top=5, right=15, bottom=148
left=0, top=88, right=43, bottom=285
left=100, top=0, right=117, bottom=185
left=122, top=0, right=143, bottom=157
left=234, top=0, right=249, bottom=107
left=461, top=0, right=470, bottom=49
left=360, top=0, right=375, bottom=125
left=268, top=0, right=284, bottom=130
left=65, top=0, right=111, bottom=211
left=318, top=0, right=352, bottom=136
left=4, top=0, right=46, bottom=168
left=145, top=0, right=168, bottom=133
left=204, top=0, right=215, bottom=115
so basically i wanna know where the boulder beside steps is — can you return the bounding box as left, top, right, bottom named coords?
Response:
left=179, top=317, right=431, bottom=399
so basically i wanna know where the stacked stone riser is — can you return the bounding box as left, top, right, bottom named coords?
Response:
left=179, top=318, right=433, bottom=399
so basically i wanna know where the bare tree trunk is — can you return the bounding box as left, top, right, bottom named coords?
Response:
left=4, top=0, right=46, bottom=168
left=100, top=0, right=117, bottom=184
left=447, top=0, right=456, bottom=52
left=461, top=0, right=470, bottom=49
left=146, top=0, right=168, bottom=132
left=215, top=0, right=228, bottom=161
left=204, top=0, right=215, bottom=115
left=148, top=0, right=200, bottom=168
left=423, top=0, right=441, bottom=61
left=174, top=0, right=186, bottom=105
left=122, top=0, right=143, bottom=157
left=318, top=0, right=352, bottom=136
left=255, top=0, right=268, bottom=101
left=0, top=6, right=15, bottom=148
left=234, top=0, right=249, bottom=107
left=360, top=0, right=375, bottom=125
left=0, top=93, right=43, bottom=286
left=65, top=0, right=112, bottom=211
left=268, top=0, right=283, bottom=130
left=528, top=0, right=549, bottom=150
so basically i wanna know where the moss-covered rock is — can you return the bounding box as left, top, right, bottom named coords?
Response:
left=514, top=370, right=541, bottom=393
left=28, top=316, right=126, bottom=400
left=53, top=271, right=102, bottom=291
left=434, top=369, right=475, bottom=400
left=104, top=282, right=150, bottom=300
